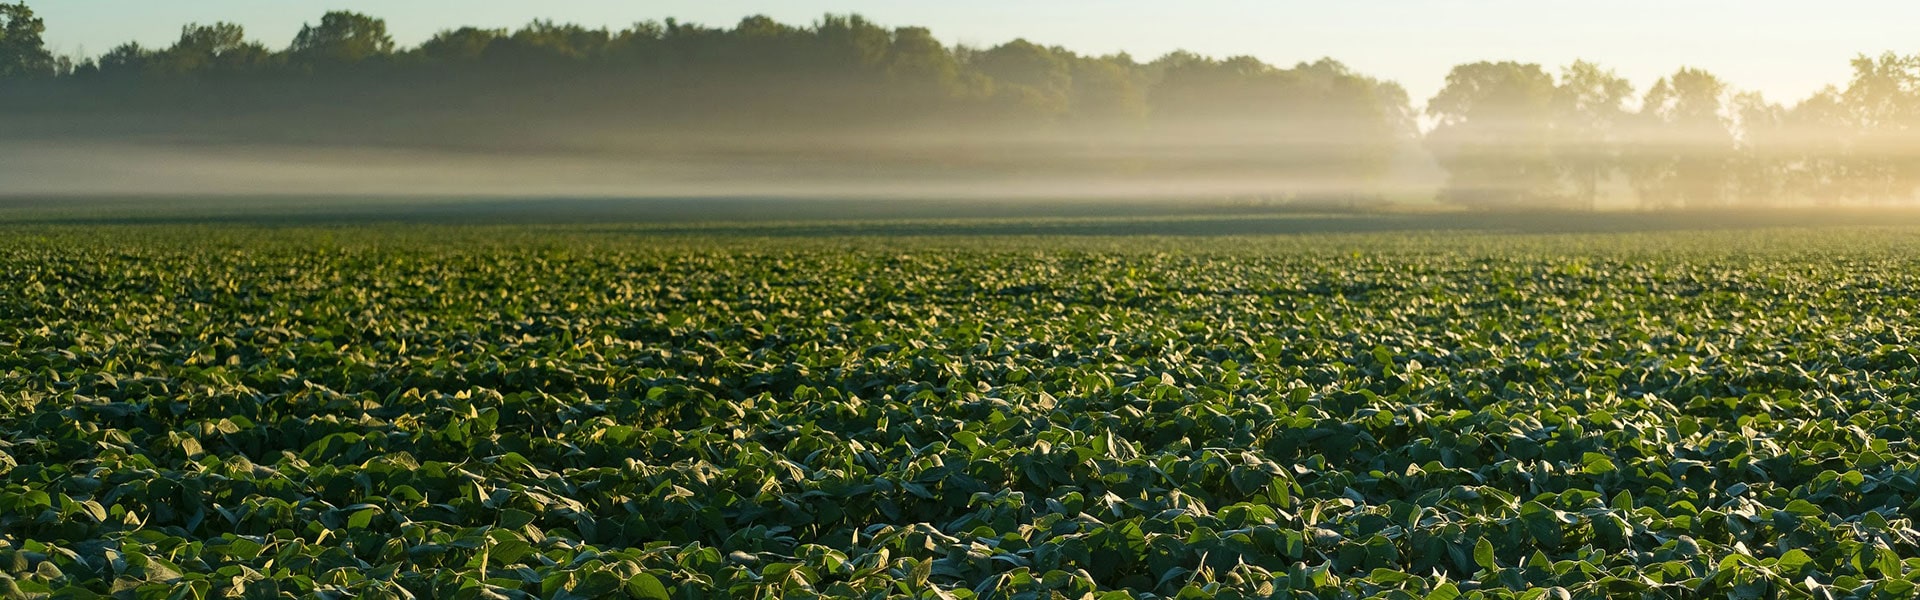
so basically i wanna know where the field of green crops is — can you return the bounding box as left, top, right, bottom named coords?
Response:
left=7, top=222, right=1920, bottom=599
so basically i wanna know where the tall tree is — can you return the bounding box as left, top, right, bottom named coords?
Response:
left=1068, top=54, right=1147, bottom=121
left=418, top=27, right=505, bottom=63
left=973, top=39, right=1073, bottom=118
left=1840, top=53, right=1920, bottom=204
left=156, top=22, right=273, bottom=75
left=499, top=20, right=611, bottom=63
left=1293, top=58, right=1417, bottom=192
left=290, top=11, right=395, bottom=66
left=92, top=42, right=152, bottom=77
left=1146, top=55, right=1410, bottom=200
left=885, top=26, right=964, bottom=100
left=0, top=2, right=53, bottom=78
left=1730, top=91, right=1790, bottom=206
left=1783, top=88, right=1852, bottom=205
left=1424, top=61, right=1560, bottom=208
left=1629, top=68, right=1733, bottom=208
left=1552, top=61, right=1633, bottom=210
left=813, top=14, right=890, bottom=72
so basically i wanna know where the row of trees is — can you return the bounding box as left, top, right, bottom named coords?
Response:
left=4, top=8, right=1394, bottom=124
left=1427, top=56, right=1920, bottom=208
left=4, top=2, right=1920, bottom=207
left=0, top=4, right=1412, bottom=196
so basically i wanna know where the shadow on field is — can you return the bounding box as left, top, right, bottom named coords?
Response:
left=10, top=196, right=1920, bottom=236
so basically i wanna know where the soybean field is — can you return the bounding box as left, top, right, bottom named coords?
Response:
left=4, top=222, right=1920, bottom=599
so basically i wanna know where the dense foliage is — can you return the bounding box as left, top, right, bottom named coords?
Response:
left=15, top=4, right=1920, bottom=205
left=0, top=6, right=1412, bottom=197
left=6, top=224, right=1920, bottom=598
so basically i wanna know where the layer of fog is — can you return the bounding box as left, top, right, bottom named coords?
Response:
left=0, top=133, right=1445, bottom=201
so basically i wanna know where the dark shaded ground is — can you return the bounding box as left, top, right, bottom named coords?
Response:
left=8, top=195, right=1920, bottom=236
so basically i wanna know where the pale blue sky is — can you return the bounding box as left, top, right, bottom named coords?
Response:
left=33, top=1, right=1916, bottom=106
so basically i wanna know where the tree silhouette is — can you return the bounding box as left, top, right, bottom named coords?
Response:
left=1553, top=61, right=1633, bottom=210
left=12, top=1, right=1920, bottom=208
left=1783, top=88, right=1853, bottom=205
left=974, top=40, right=1073, bottom=118
left=291, top=11, right=394, bottom=67
left=418, top=27, right=504, bottom=63
left=1839, top=53, right=1920, bottom=204
left=1730, top=91, right=1790, bottom=206
left=1630, top=68, right=1733, bottom=209
left=152, top=22, right=274, bottom=75
left=1425, top=62, right=1559, bottom=208
left=0, top=2, right=52, bottom=78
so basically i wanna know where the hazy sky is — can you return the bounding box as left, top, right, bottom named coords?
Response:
left=34, top=0, right=1915, bottom=106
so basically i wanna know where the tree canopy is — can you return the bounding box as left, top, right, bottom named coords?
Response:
left=0, top=2, right=51, bottom=78
left=290, top=11, right=395, bottom=66
left=6, top=2, right=1920, bottom=207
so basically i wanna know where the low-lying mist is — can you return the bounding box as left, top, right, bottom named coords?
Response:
left=12, top=11, right=1920, bottom=210
left=0, top=118, right=1443, bottom=201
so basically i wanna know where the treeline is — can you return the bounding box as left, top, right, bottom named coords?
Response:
left=0, top=4, right=1415, bottom=199
left=3, top=2, right=1920, bottom=206
left=1426, top=58, right=1920, bottom=208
